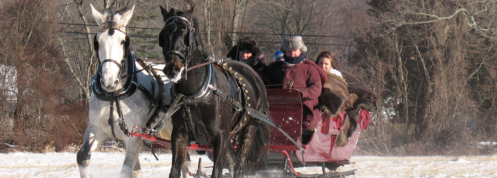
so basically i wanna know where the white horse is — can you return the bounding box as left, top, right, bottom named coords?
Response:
left=77, top=4, right=172, bottom=178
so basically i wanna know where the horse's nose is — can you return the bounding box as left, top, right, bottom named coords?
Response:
left=100, top=78, right=117, bottom=91
left=164, top=65, right=176, bottom=78
left=173, top=66, right=181, bottom=74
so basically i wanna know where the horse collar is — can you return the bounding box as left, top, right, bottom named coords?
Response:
left=171, top=62, right=216, bottom=105
left=92, top=51, right=138, bottom=101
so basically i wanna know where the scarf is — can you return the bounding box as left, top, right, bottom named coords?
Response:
left=329, top=68, right=343, bottom=78
left=283, top=52, right=306, bottom=64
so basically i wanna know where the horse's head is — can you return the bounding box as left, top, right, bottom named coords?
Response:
left=158, top=6, right=195, bottom=83
left=91, top=4, right=135, bottom=92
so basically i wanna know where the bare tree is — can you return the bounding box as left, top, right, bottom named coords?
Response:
left=247, top=0, right=368, bottom=61
left=352, top=0, right=497, bottom=155
left=0, top=0, right=87, bottom=151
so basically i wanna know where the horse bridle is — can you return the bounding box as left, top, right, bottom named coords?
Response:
left=162, top=15, right=204, bottom=81
left=163, top=16, right=194, bottom=58
left=94, top=19, right=131, bottom=81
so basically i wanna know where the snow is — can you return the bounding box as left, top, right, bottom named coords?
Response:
left=477, top=141, right=497, bottom=150
left=0, top=152, right=496, bottom=178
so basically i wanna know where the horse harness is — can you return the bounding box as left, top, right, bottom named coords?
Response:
left=160, top=16, right=251, bottom=138
left=155, top=15, right=305, bottom=153
left=92, top=19, right=165, bottom=140
left=148, top=57, right=305, bottom=153
left=149, top=58, right=253, bottom=144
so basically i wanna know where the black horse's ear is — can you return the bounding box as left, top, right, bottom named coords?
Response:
left=160, top=5, right=168, bottom=20
left=171, top=8, right=177, bottom=16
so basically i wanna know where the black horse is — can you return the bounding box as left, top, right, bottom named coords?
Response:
left=158, top=6, right=270, bottom=178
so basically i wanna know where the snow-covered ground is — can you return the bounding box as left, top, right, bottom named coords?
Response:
left=0, top=152, right=496, bottom=178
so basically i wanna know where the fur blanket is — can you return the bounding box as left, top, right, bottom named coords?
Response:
left=344, top=87, right=378, bottom=138
left=317, top=72, right=352, bottom=117
left=323, top=72, right=351, bottom=108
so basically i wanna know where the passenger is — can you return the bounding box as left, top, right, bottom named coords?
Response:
left=317, top=51, right=342, bottom=77
left=227, top=37, right=267, bottom=78
left=315, top=51, right=352, bottom=109
left=266, top=36, right=327, bottom=132
left=273, top=50, right=284, bottom=62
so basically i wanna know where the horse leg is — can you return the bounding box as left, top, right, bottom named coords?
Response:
left=134, top=158, right=141, bottom=178
left=181, top=152, right=191, bottom=178
left=120, top=138, right=143, bottom=178
left=77, top=127, right=103, bottom=178
left=234, top=124, right=258, bottom=178
left=169, top=123, right=189, bottom=178
left=212, top=133, right=229, bottom=178
left=225, top=147, right=236, bottom=176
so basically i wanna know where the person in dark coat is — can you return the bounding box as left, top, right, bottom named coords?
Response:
left=266, top=36, right=327, bottom=132
left=227, top=37, right=267, bottom=82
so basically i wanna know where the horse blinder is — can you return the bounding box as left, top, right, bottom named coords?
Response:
left=94, top=35, right=99, bottom=55
left=124, top=35, right=131, bottom=52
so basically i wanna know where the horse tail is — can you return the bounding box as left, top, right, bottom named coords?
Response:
left=246, top=117, right=270, bottom=173
left=226, top=60, right=271, bottom=173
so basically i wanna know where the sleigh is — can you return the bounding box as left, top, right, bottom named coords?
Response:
left=262, top=89, right=370, bottom=177
left=132, top=88, right=371, bottom=177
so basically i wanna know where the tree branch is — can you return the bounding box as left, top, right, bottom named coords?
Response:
left=389, top=8, right=497, bottom=43
left=463, top=10, right=497, bottom=43
left=57, top=37, right=90, bottom=101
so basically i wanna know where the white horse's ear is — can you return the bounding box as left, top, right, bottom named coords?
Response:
left=90, top=4, right=105, bottom=26
left=120, top=5, right=135, bottom=28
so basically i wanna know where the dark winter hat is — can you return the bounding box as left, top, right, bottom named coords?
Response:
left=237, top=37, right=260, bottom=54
left=280, top=36, right=307, bottom=53
left=273, top=50, right=284, bottom=61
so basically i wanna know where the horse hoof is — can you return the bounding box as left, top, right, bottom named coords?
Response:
left=132, top=170, right=141, bottom=178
